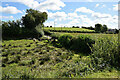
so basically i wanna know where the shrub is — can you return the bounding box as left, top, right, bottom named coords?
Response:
left=91, top=37, right=119, bottom=70
left=58, top=35, right=72, bottom=48
left=70, top=35, right=94, bottom=54
left=58, top=34, right=95, bottom=54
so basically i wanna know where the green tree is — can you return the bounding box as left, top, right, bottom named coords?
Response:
left=2, top=20, right=21, bottom=38
left=22, top=9, right=48, bottom=29
left=101, top=24, right=108, bottom=33
left=95, top=23, right=102, bottom=32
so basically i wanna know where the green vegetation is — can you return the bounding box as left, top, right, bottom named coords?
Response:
left=2, top=32, right=120, bottom=78
left=84, top=69, right=120, bottom=78
left=22, top=9, right=48, bottom=29
left=2, top=9, right=48, bottom=39
left=1, top=8, right=120, bottom=79
left=57, top=34, right=95, bottom=54
left=44, top=27, right=95, bottom=32
left=95, top=23, right=108, bottom=33
left=54, top=32, right=118, bottom=39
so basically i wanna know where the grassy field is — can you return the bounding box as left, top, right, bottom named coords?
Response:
left=54, top=32, right=118, bottom=37
left=54, top=32, right=118, bottom=41
left=2, top=32, right=120, bottom=78
left=84, top=69, right=120, bottom=78
left=44, top=27, right=95, bottom=32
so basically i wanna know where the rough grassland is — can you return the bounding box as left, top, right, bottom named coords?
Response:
left=2, top=33, right=120, bottom=78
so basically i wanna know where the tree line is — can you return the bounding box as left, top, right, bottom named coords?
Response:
left=82, top=24, right=108, bottom=33
left=2, top=9, right=48, bottom=39
left=82, top=24, right=119, bottom=34
left=2, top=9, right=119, bottom=39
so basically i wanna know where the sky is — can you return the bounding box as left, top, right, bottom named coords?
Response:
left=0, top=0, right=119, bottom=29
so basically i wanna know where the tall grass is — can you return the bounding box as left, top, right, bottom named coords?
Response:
left=91, top=35, right=119, bottom=71
left=2, top=33, right=119, bottom=78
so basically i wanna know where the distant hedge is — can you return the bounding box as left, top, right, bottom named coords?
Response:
left=49, top=30, right=97, bottom=33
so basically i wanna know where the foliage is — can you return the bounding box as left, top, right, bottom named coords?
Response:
left=2, top=33, right=120, bottom=78
left=2, top=20, right=21, bottom=37
left=82, top=26, right=95, bottom=30
left=44, top=27, right=95, bottom=33
left=58, top=34, right=95, bottom=54
left=22, top=9, right=48, bottom=29
left=95, top=24, right=108, bottom=33
left=2, top=22, right=39, bottom=39
left=101, top=24, right=108, bottom=33
left=2, top=9, right=48, bottom=39
left=91, top=36, right=119, bottom=70
left=72, top=26, right=79, bottom=28
left=95, top=23, right=102, bottom=32
left=70, top=35, right=94, bottom=54
left=58, top=34, right=72, bottom=48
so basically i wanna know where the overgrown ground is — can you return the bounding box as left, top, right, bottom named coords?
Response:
left=1, top=33, right=120, bottom=78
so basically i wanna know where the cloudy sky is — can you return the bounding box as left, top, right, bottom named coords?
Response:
left=0, top=0, right=119, bottom=29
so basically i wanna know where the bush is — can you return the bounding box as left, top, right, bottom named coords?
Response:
left=20, top=28, right=39, bottom=38
left=70, top=35, right=94, bottom=54
left=58, top=35, right=72, bottom=48
left=58, top=34, right=95, bottom=54
left=91, top=37, right=119, bottom=70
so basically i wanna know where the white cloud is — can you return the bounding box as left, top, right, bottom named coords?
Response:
left=36, top=0, right=65, bottom=11
left=95, top=4, right=106, bottom=8
left=0, top=16, right=14, bottom=19
left=69, top=19, right=80, bottom=24
left=0, top=6, right=22, bottom=14
left=68, top=12, right=78, bottom=18
left=44, top=21, right=54, bottom=26
left=95, top=4, right=99, bottom=7
left=62, top=15, right=94, bottom=27
left=6, top=0, right=39, bottom=9
left=75, top=7, right=112, bottom=19
left=7, top=0, right=65, bottom=12
left=112, top=15, right=118, bottom=20
left=45, top=6, right=118, bottom=29
left=113, top=4, right=120, bottom=11
left=92, top=12, right=111, bottom=18
left=113, top=4, right=117, bottom=11
left=75, top=7, right=94, bottom=13
left=48, top=11, right=67, bottom=21
left=92, top=14, right=118, bottom=29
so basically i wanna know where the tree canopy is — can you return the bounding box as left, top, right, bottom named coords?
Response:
left=22, top=9, right=48, bottom=29
left=95, top=23, right=108, bottom=33
left=95, top=23, right=102, bottom=32
left=101, top=24, right=108, bottom=33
